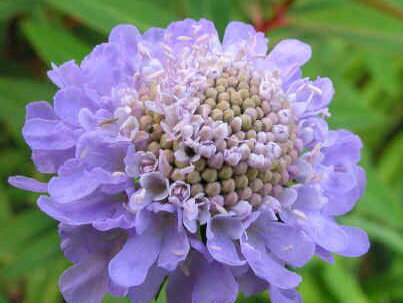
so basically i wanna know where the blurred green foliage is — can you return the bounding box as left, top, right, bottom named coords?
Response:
left=0, top=0, right=402, bottom=302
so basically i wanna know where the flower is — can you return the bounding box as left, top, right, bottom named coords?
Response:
left=9, top=19, right=369, bottom=303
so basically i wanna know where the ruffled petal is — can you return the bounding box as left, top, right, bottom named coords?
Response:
left=207, top=216, right=246, bottom=266
left=158, top=218, right=190, bottom=271
left=265, top=222, right=315, bottom=267
left=54, top=86, right=97, bottom=126
left=26, top=101, right=57, bottom=120
left=128, top=264, right=167, bottom=303
left=8, top=176, right=47, bottom=193
left=270, top=285, right=302, bottom=303
left=60, top=255, right=108, bottom=303
left=236, top=269, right=269, bottom=297
left=223, top=21, right=268, bottom=56
left=191, top=252, right=238, bottom=303
left=109, top=226, right=164, bottom=288
left=241, top=235, right=301, bottom=289
left=266, top=39, right=311, bottom=80
left=47, top=60, right=84, bottom=89
left=338, top=226, right=369, bottom=257
left=23, top=118, right=76, bottom=150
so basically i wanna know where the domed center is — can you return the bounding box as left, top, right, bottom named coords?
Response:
left=136, top=64, right=300, bottom=210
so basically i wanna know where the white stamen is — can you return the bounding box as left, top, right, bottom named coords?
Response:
left=210, top=245, right=223, bottom=251
left=292, top=209, right=308, bottom=220
left=177, top=35, right=192, bottom=41
left=112, top=171, right=126, bottom=177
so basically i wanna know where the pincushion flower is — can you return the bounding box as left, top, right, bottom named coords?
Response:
left=9, top=19, right=369, bottom=303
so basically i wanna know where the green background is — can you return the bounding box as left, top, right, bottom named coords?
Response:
left=0, top=0, right=402, bottom=302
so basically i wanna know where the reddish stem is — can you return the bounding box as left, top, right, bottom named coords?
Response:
left=254, top=0, right=296, bottom=33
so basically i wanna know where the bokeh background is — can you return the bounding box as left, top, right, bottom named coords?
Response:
left=0, top=0, right=402, bottom=302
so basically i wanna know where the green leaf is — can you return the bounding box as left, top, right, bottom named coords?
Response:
left=322, top=260, right=370, bottom=303
left=0, top=0, right=37, bottom=22
left=328, top=79, right=384, bottom=132
left=21, top=19, right=91, bottom=65
left=0, top=77, right=54, bottom=131
left=0, top=292, right=10, bottom=303
left=0, top=184, right=12, bottom=221
left=0, top=230, right=61, bottom=279
left=44, top=0, right=178, bottom=33
left=24, top=259, right=66, bottom=303
left=211, top=0, right=231, bottom=35
left=102, top=295, right=131, bottom=303
left=355, top=152, right=403, bottom=230
left=0, top=211, right=54, bottom=260
left=378, top=130, right=403, bottom=188
left=289, top=0, right=403, bottom=54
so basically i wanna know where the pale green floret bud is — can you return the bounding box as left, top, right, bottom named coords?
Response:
left=228, top=76, right=238, bottom=87
left=241, top=114, right=252, bottom=131
left=194, top=158, right=206, bottom=171
left=246, top=129, right=257, bottom=140
left=205, top=97, right=216, bottom=108
left=256, top=107, right=264, bottom=119
left=216, top=78, right=228, bottom=88
left=230, top=91, right=242, bottom=105
left=239, top=88, right=250, bottom=100
left=186, top=171, right=201, bottom=184
left=232, top=105, right=241, bottom=116
left=236, top=131, right=246, bottom=140
left=222, top=179, right=235, bottom=193
left=223, top=109, right=234, bottom=122
left=174, top=160, right=188, bottom=168
left=171, top=169, right=186, bottom=181
left=254, top=120, right=263, bottom=132
left=202, top=168, right=218, bottom=183
left=235, top=175, right=248, bottom=189
left=211, top=108, right=223, bottom=120
left=164, top=149, right=175, bottom=163
left=206, top=182, right=221, bottom=197
left=216, top=85, right=225, bottom=93
left=250, top=86, right=259, bottom=95
left=191, top=184, right=204, bottom=196
left=272, top=172, right=282, bottom=184
left=172, top=140, right=180, bottom=150
left=259, top=170, right=272, bottom=182
left=238, top=82, right=249, bottom=91
left=250, top=178, right=263, bottom=192
left=147, top=142, right=160, bottom=155
left=234, top=162, right=248, bottom=175
left=218, top=166, right=233, bottom=180
left=140, top=115, right=153, bottom=130
left=218, top=92, right=230, bottom=102
left=246, top=167, right=258, bottom=181
left=251, top=95, right=261, bottom=106
left=205, top=87, right=218, bottom=98
left=217, top=101, right=230, bottom=111
left=152, top=113, right=162, bottom=123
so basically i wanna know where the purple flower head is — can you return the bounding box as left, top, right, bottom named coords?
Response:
left=9, top=19, right=369, bottom=303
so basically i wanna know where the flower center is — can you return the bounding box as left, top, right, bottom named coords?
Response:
left=134, top=63, right=300, bottom=210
